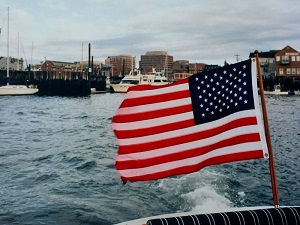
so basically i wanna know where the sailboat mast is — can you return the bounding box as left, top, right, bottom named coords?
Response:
left=132, top=56, right=134, bottom=73
left=6, top=7, right=9, bottom=84
left=17, top=32, right=19, bottom=70
left=31, top=41, right=33, bottom=65
left=81, top=42, right=83, bottom=72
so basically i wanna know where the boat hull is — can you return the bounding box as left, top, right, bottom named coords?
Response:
left=263, top=90, right=300, bottom=95
left=111, top=82, right=170, bottom=93
left=116, top=206, right=300, bottom=225
left=262, top=84, right=300, bottom=95
left=0, top=85, right=38, bottom=96
left=110, top=84, right=134, bottom=93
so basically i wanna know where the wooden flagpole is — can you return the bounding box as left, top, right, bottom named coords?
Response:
left=255, top=50, right=280, bottom=207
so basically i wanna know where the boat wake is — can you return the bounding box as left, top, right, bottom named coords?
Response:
left=181, top=185, right=232, bottom=212
left=157, top=169, right=236, bottom=213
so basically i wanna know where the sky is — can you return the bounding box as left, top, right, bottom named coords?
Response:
left=0, top=0, right=300, bottom=67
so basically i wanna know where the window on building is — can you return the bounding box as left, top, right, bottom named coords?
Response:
left=279, top=68, right=284, bottom=75
left=297, top=56, right=300, bottom=61
left=292, top=68, right=296, bottom=74
left=282, top=55, right=289, bottom=64
left=276, top=56, right=280, bottom=61
left=297, top=68, right=300, bottom=74
left=292, top=56, right=296, bottom=61
left=287, top=68, right=291, bottom=74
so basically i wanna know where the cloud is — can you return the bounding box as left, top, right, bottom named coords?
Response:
left=1, top=0, right=300, bottom=66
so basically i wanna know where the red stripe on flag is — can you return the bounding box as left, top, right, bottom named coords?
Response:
left=114, top=118, right=195, bottom=139
left=113, top=104, right=193, bottom=123
left=119, top=150, right=264, bottom=183
left=117, top=116, right=258, bottom=154
left=120, top=89, right=190, bottom=108
left=116, top=133, right=261, bottom=170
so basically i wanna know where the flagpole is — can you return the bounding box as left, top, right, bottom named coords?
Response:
left=255, top=50, right=280, bottom=207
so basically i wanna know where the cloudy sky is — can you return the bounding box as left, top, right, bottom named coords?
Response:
left=0, top=0, right=300, bottom=67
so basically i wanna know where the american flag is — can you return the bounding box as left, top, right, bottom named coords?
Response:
left=112, top=59, right=268, bottom=183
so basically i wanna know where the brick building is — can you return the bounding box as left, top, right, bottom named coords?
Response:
left=274, top=45, right=300, bottom=77
left=40, top=60, right=80, bottom=79
left=173, top=60, right=189, bottom=73
left=173, top=72, right=192, bottom=81
left=139, top=51, right=173, bottom=75
left=105, top=55, right=135, bottom=76
left=189, top=63, right=206, bottom=74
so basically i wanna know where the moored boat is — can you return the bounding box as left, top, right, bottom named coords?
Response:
left=0, top=7, right=38, bottom=96
left=110, top=69, right=169, bottom=93
left=0, top=84, right=38, bottom=96
left=263, top=84, right=300, bottom=95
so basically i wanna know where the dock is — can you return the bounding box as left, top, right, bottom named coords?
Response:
left=0, top=70, right=107, bottom=96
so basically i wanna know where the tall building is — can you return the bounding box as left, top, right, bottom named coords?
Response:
left=139, top=51, right=173, bottom=74
left=105, top=55, right=135, bottom=76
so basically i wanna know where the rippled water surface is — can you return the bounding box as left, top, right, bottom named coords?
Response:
left=0, top=94, right=299, bottom=225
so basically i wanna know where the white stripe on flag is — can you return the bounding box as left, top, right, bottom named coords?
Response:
left=125, top=83, right=189, bottom=99
left=116, top=97, right=192, bottom=115
left=112, top=111, right=193, bottom=130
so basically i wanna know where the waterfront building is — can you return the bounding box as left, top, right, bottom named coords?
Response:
left=40, top=60, right=80, bottom=79
left=39, top=60, right=108, bottom=80
left=249, top=50, right=278, bottom=79
left=105, top=55, right=135, bottom=76
left=248, top=46, right=300, bottom=91
left=139, top=51, right=173, bottom=75
left=173, top=60, right=189, bottom=73
left=30, top=64, right=42, bottom=71
left=189, top=63, right=206, bottom=74
left=203, top=64, right=220, bottom=71
left=173, top=72, right=192, bottom=81
left=79, top=60, right=104, bottom=74
left=0, top=56, right=24, bottom=71
left=274, top=45, right=300, bottom=77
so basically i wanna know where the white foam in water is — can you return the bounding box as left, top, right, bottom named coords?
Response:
left=158, top=169, right=233, bottom=212
left=238, top=191, right=245, bottom=197
left=181, top=185, right=233, bottom=212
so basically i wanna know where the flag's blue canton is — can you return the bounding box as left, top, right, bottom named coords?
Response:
left=189, top=59, right=254, bottom=125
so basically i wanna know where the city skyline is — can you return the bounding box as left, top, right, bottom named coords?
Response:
left=0, top=0, right=300, bottom=66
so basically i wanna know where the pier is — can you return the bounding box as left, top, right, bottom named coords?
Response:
left=0, top=70, right=107, bottom=96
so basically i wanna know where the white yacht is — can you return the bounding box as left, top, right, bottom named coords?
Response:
left=111, top=69, right=169, bottom=93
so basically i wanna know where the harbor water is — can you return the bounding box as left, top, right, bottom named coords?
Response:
left=0, top=93, right=299, bottom=225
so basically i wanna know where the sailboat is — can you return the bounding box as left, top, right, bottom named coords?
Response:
left=0, top=7, right=38, bottom=96
left=112, top=52, right=300, bottom=225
